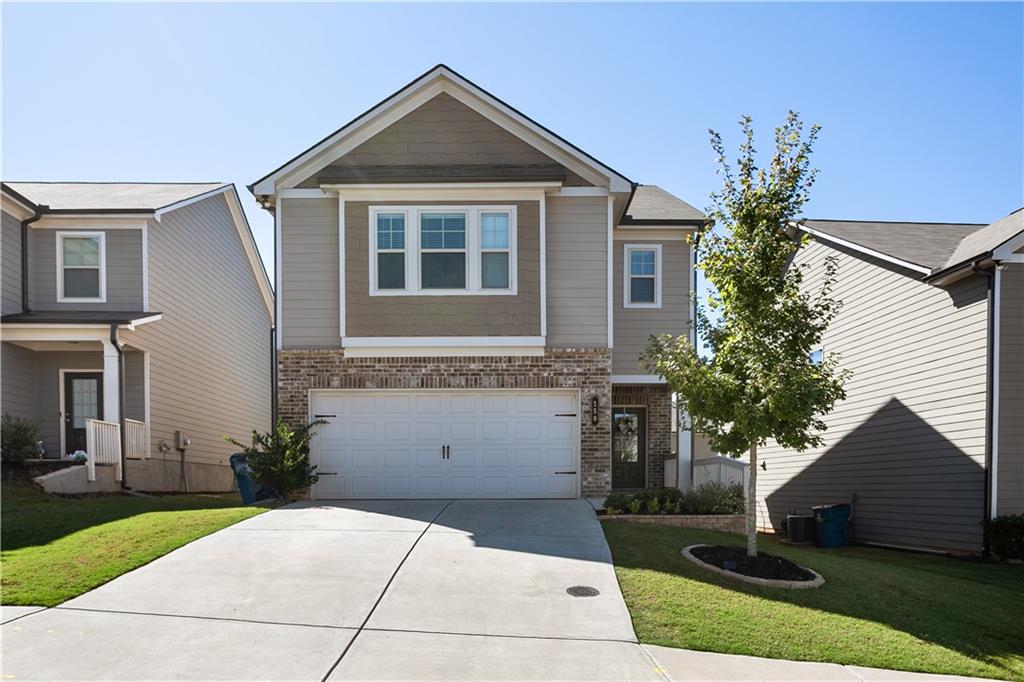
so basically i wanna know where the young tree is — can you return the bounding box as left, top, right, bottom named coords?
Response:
left=227, top=419, right=324, bottom=502
left=644, top=113, right=849, bottom=557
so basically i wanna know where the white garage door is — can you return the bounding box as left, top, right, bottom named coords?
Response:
left=309, top=390, right=579, bottom=499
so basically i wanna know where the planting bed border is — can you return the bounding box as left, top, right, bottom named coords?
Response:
left=600, top=514, right=745, bottom=534
left=681, top=543, right=825, bottom=589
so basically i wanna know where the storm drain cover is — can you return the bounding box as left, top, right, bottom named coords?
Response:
left=566, top=585, right=600, bottom=597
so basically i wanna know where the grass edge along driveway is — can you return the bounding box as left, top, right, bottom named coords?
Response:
left=2, top=482, right=267, bottom=607
left=603, top=522, right=1023, bottom=681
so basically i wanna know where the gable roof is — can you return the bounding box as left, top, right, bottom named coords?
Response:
left=2, top=182, right=273, bottom=316
left=2, top=182, right=226, bottom=213
left=622, top=185, right=705, bottom=225
left=249, top=64, right=634, bottom=196
left=938, top=207, right=1024, bottom=273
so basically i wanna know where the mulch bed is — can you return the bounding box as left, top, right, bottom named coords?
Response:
left=691, top=544, right=817, bottom=582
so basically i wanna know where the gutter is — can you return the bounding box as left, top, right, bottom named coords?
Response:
left=109, top=323, right=129, bottom=490
left=972, top=260, right=996, bottom=556
left=20, top=204, right=46, bottom=312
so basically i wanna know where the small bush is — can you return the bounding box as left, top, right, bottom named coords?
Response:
left=602, top=483, right=743, bottom=516
left=1, top=414, right=40, bottom=465
left=227, top=419, right=324, bottom=502
left=988, top=514, right=1024, bottom=561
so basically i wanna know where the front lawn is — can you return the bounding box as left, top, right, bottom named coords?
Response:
left=604, top=522, right=1024, bottom=680
left=1, top=482, right=267, bottom=606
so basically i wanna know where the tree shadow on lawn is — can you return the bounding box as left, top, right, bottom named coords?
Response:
left=603, top=522, right=1024, bottom=679
left=1, top=482, right=249, bottom=551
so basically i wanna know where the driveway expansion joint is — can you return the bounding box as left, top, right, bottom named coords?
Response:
left=53, top=605, right=361, bottom=632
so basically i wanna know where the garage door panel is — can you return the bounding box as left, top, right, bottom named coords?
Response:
left=310, top=391, right=579, bottom=500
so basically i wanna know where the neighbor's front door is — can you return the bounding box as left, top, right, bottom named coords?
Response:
left=63, top=372, right=103, bottom=456
left=612, top=407, right=646, bottom=489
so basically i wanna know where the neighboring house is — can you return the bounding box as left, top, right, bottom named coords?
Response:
left=757, top=209, right=1024, bottom=553
left=249, top=65, right=702, bottom=500
left=1, top=182, right=274, bottom=491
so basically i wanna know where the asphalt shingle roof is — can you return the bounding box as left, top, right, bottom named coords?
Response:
left=942, top=207, right=1024, bottom=270
left=3, top=182, right=226, bottom=212
left=624, top=185, right=705, bottom=223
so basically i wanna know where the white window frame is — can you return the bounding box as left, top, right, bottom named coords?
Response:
left=372, top=211, right=409, bottom=292
left=57, top=231, right=106, bottom=303
left=418, top=209, right=469, bottom=292
left=368, top=205, right=517, bottom=296
left=623, top=243, right=662, bottom=309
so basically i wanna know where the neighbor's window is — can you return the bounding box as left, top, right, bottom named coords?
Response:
left=624, top=244, right=661, bottom=308
left=376, top=213, right=406, bottom=290
left=480, top=212, right=510, bottom=289
left=420, top=212, right=466, bottom=289
left=58, top=232, right=105, bottom=301
left=809, top=348, right=824, bottom=365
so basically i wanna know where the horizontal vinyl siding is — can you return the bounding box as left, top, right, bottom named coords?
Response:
left=1, top=342, right=37, bottom=422
left=122, top=194, right=271, bottom=473
left=2, top=210, right=22, bottom=315
left=546, top=196, right=607, bottom=347
left=612, top=238, right=690, bottom=374
left=757, top=240, right=989, bottom=553
left=344, top=201, right=541, bottom=337
left=997, top=263, right=1024, bottom=514
left=281, top=198, right=340, bottom=348
left=31, top=227, right=143, bottom=311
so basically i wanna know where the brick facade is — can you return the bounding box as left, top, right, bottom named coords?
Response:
left=278, top=348, right=614, bottom=495
left=612, top=384, right=673, bottom=489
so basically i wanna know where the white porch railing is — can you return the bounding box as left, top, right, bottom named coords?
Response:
left=124, top=419, right=149, bottom=460
left=85, top=419, right=122, bottom=482
left=694, top=456, right=750, bottom=494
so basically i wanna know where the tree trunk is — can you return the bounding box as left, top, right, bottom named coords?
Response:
left=747, top=441, right=758, bottom=557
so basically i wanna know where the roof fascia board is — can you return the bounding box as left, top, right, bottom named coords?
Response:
left=34, top=216, right=149, bottom=230
left=992, top=228, right=1024, bottom=260
left=153, top=184, right=231, bottom=221
left=1, top=189, right=38, bottom=219
left=797, top=223, right=931, bottom=275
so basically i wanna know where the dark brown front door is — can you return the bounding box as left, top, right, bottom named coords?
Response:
left=64, top=372, right=103, bottom=456
left=612, top=407, right=646, bottom=490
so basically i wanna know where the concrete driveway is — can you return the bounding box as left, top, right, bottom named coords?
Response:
left=1, top=498, right=663, bottom=681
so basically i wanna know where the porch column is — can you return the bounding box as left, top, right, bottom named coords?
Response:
left=677, top=408, right=693, bottom=490
left=101, top=340, right=120, bottom=423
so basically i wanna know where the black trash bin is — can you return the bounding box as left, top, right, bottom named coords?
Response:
left=812, top=503, right=851, bottom=548
left=229, top=453, right=276, bottom=504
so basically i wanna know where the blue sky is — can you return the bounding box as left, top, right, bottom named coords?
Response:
left=3, top=2, right=1021, bottom=280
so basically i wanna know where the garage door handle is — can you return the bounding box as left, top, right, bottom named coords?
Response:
left=554, top=471, right=577, bottom=475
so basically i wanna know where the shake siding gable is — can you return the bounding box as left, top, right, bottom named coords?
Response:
left=757, top=239, right=990, bottom=552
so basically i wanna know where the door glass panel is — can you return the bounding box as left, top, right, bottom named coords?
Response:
left=72, top=379, right=99, bottom=428
left=613, top=411, right=640, bottom=463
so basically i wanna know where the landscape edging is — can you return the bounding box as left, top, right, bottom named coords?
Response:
left=680, top=543, right=826, bottom=589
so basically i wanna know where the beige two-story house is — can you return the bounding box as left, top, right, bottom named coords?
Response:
left=1, top=182, right=274, bottom=491
left=250, top=65, right=703, bottom=499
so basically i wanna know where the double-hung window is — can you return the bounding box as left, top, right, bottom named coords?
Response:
left=369, top=206, right=516, bottom=295
left=623, top=244, right=662, bottom=308
left=57, top=232, right=106, bottom=302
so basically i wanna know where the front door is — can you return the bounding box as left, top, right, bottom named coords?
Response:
left=63, top=372, right=103, bottom=456
left=612, top=407, right=646, bottom=490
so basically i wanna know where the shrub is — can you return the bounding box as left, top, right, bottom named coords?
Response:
left=1, top=414, right=40, bottom=465
left=681, top=481, right=746, bottom=515
left=227, top=419, right=324, bottom=502
left=988, top=514, right=1024, bottom=561
left=602, top=483, right=743, bottom=516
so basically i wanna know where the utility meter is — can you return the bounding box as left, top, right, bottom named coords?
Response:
left=174, top=431, right=191, bottom=450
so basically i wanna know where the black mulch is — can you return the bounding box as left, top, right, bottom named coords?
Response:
left=691, top=544, right=817, bottom=581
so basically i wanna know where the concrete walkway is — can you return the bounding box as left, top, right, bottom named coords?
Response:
left=0, top=499, right=991, bottom=681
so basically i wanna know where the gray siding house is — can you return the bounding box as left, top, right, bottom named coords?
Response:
left=1, top=182, right=274, bottom=491
left=251, top=65, right=702, bottom=500
left=757, top=209, right=1024, bottom=553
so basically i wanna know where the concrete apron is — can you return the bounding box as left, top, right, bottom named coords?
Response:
left=1, top=498, right=656, bottom=681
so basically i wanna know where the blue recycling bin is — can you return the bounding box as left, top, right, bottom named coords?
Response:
left=229, top=453, right=276, bottom=504
left=812, top=503, right=851, bottom=548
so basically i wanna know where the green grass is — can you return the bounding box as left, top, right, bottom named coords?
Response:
left=1, top=481, right=268, bottom=606
left=603, top=522, right=1024, bottom=680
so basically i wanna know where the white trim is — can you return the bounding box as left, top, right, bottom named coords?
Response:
left=612, top=374, right=667, bottom=385
left=992, top=229, right=1024, bottom=260
left=123, top=314, right=163, bottom=329
left=58, top=368, right=104, bottom=458
left=153, top=185, right=231, bottom=221
left=368, top=205, right=518, bottom=296
left=614, top=229, right=691, bottom=240
left=540, top=192, right=547, bottom=338
left=143, top=350, right=152, bottom=459
left=1, top=191, right=36, bottom=220
left=275, top=197, right=282, bottom=349
left=623, top=243, right=663, bottom=309
left=546, top=187, right=609, bottom=197
left=141, top=223, right=149, bottom=310
left=253, top=67, right=630, bottom=194
left=339, top=195, right=347, bottom=338
left=616, top=224, right=696, bottom=231
left=34, top=217, right=149, bottom=230
left=607, top=196, right=614, bottom=348
left=991, top=265, right=1003, bottom=519
left=342, top=336, right=544, bottom=357
left=278, top=188, right=330, bottom=199
left=796, top=223, right=931, bottom=275
left=320, top=185, right=548, bottom=203
left=56, top=231, right=106, bottom=303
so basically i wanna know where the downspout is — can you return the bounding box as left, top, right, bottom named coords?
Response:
left=109, top=323, right=128, bottom=490
left=20, top=205, right=46, bottom=312
left=972, top=260, right=995, bottom=557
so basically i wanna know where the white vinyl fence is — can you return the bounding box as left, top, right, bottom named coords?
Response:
left=124, top=419, right=150, bottom=460
left=693, top=456, right=749, bottom=494
left=85, top=419, right=122, bottom=482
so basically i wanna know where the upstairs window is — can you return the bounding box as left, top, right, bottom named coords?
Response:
left=624, top=244, right=662, bottom=308
left=57, top=232, right=106, bottom=302
left=368, top=206, right=516, bottom=295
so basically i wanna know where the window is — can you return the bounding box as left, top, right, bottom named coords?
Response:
left=368, top=206, right=517, bottom=295
left=809, top=348, right=824, bottom=365
left=376, top=213, right=406, bottom=290
left=623, top=244, right=662, bottom=308
left=57, top=232, right=105, bottom=302
left=420, top=212, right=466, bottom=289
